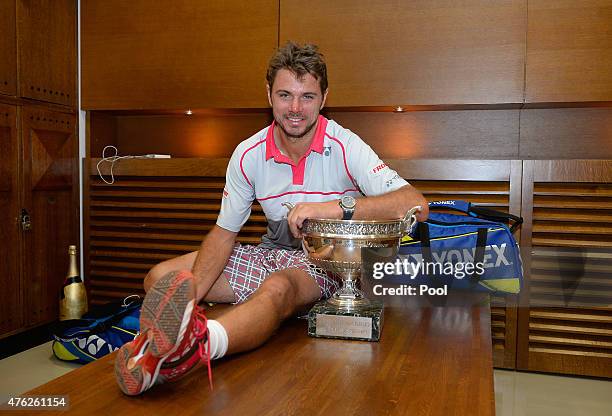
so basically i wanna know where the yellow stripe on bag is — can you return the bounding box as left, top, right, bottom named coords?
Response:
left=111, top=325, right=138, bottom=336
left=478, top=278, right=520, bottom=294
left=52, top=341, right=80, bottom=361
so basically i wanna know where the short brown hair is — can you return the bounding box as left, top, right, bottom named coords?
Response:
left=266, top=42, right=328, bottom=94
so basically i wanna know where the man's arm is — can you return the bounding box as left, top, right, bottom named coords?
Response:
left=192, top=139, right=254, bottom=300
left=191, top=225, right=238, bottom=301
left=286, top=184, right=428, bottom=238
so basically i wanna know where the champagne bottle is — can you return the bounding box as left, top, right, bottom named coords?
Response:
left=59, top=245, right=88, bottom=320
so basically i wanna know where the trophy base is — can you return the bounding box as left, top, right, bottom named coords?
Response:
left=307, top=299, right=383, bottom=342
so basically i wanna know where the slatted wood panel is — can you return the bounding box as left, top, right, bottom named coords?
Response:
left=518, top=160, right=612, bottom=377
left=410, top=179, right=518, bottom=369
left=87, top=171, right=267, bottom=305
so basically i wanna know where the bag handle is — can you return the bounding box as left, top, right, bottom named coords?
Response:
left=428, top=200, right=523, bottom=233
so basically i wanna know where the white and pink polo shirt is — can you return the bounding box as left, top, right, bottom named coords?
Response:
left=217, top=116, right=408, bottom=249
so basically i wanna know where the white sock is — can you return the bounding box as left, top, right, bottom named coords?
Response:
left=206, top=319, right=229, bottom=360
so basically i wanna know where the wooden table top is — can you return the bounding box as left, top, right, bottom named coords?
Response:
left=22, top=303, right=495, bottom=416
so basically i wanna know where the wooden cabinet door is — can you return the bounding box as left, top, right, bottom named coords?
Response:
left=21, top=106, right=77, bottom=326
left=81, top=0, right=277, bottom=110
left=526, top=0, right=612, bottom=103
left=517, top=160, right=612, bottom=377
left=0, top=0, right=17, bottom=97
left=0, top=104, right=22, bottom=335
left=280, top=0, right=526, bottom=107
left=17, top=0, right=76, bottom=107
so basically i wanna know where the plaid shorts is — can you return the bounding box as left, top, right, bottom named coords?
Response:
left=223, top=244, right=341, bottom=304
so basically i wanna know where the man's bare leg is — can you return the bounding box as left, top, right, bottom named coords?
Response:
left=145, top=252, right=320, bottom=354
left=144, top=251, right=236, bottom=303
left=216, top=269, right=320, bottom=354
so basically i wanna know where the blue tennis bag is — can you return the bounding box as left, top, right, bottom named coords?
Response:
left=51, top=295, right=141, bottom=364
left=391, top=200, right=523, bottom=293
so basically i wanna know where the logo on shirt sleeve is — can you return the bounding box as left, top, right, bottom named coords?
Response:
left=223, top=188, right=229, bottom=198
left=369, top=162, right=388, bottom=177
left=386, top=174, right=401, bottom=188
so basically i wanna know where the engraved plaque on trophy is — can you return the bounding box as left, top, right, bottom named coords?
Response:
left=283, top=204, right=420, bottom=342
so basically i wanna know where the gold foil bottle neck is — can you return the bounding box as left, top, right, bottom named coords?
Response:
left=67, top=245, right=78, bottom=279
left=60, top=244, right=87, bottom=320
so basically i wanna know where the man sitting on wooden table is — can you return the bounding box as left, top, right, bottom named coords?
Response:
left=115, top=41, right=429, bottom=395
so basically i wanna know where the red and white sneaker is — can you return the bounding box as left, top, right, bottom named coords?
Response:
left=114, top=270, right=212, bottom=396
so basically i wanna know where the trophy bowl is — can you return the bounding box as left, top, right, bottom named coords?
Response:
left=301, top=217, right=411, bottom=309
left=284, top=203, right=420, bottom=341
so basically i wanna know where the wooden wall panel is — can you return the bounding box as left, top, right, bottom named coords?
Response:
left=0, top=0, right=17, bottom=97
left=519, top=108, right=612, bottom=159
left=518, top=160, right=612, bottom=378
left=81, top=0, right=278, bottom=110
left=280, top=0, right=526, bottom=106
left=526, top=0, right=612, bottom=103
left=21, top=107, right=77, bottom=326
left=88, top=112, right=118, bottom=158
left=87, top=107, right=612, bottom=161
left=0, top=104, right=22, bottom=336
left=17, top=0, right=76, bottom=106
left=328, top=110, right=520, bottom=159
left=88, top=110, right=520, bottom=159
left=115, top=112, right=273, bottom=158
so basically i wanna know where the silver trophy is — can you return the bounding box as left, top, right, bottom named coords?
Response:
left=284, top=203, right=421, bottom=341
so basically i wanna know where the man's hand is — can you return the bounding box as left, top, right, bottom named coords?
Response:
left=286, top=201, right=342, bottom=238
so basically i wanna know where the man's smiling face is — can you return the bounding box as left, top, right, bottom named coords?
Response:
left=267, top=68, right=328, bottom=143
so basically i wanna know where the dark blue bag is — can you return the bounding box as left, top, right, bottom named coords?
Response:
left=51, top=295, right=141, bottom=364
left=393, top=200, right=523, bottom=293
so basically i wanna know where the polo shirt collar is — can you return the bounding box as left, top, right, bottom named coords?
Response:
left=265, top=115, right=328, bottom=163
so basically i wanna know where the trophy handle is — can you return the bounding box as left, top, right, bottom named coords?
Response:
left=401, top=205, right=421, bottom=234
left=282, top=202, right=295, bottom=213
